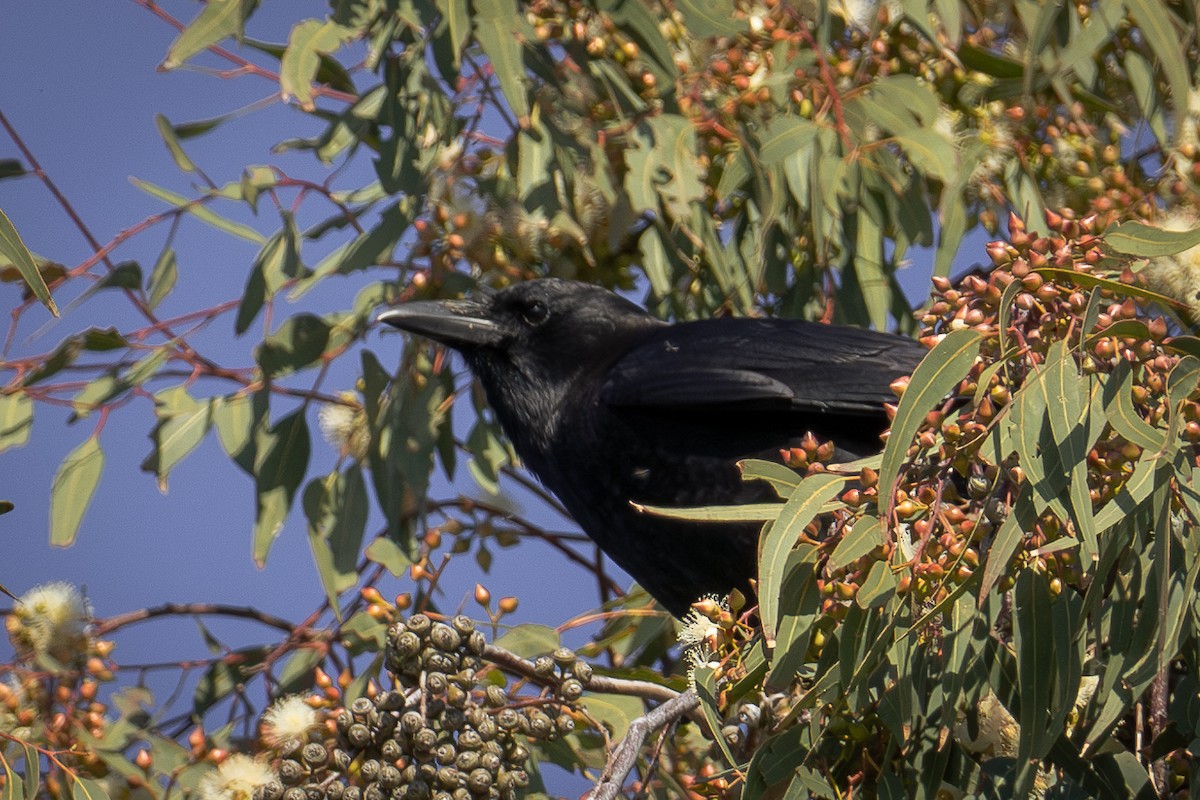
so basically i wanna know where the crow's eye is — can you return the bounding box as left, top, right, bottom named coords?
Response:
left=521, top=301, right=550, bottom=326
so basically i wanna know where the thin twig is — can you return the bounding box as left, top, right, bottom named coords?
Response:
left=584, top=689, right=701, bottom=800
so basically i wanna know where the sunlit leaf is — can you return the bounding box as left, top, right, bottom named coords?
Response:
left=0, top=207, right=57, bottom=315
left=50, top=436, right=104, bottom=546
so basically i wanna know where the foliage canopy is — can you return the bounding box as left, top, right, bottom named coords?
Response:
left=5, top=0, right=1200, bottom=797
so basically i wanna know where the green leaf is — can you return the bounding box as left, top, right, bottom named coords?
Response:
left=1125, top=0, right=1190, bottom=139
left=70, top=778, right=110, bottom=800
left=759, top=473, right=846, bottom=643
left=493, top=624, right=559, bottom=658
left=0, top=392, right=33, bottom=454
left=438, top=0, right=471, bottom=67
left=979, top=483, right=1035, bottom=599
left=674, top=0, right=740, bottom=35
left=694, top=665, right=739, bottom=767
left=758, top=117, right=820, bottom=167
left=580, top=692, right=646, bottom=741
left=830, top=513, right=882, bottom=571
left=50, top=436, right=104, bottom=546
left=893, top=131, right=958, bottom=182
left=130, top=178, right=265, bottom=243
left=0, top=207, right=57, bottom=315
left=155, top=114, right=198, bottom=174
left=21, top=744, right=38, bottom=800
left=147, top=246, right=178, bottom=310
left=1042, top=341, right=1098, bottom=561
left=364, top=536, right=412, bottom=576
left=163, top=0, right=251, bottom=69
left=0, top=159, right=26, bottom=181
left=878, top=330, right=978, bottom=512
left=1102, top=359, right=1165, bottom=451
left=474, top=0, right=531, bottom=123
left=253, top=409, right=311, bottom=565
left=256, top=313, right=331, bottom=377
left=739, top=458, right=800, bottom=497
left=280, top=20, right=355, bottom=111
left=214, top=392, right=261, bottom=474
left=1105, top=220, right=1200, bottom=256
left=303, top=466, right=369, bottom=614
left=143, top=386, right=214, bottom=491
left=631, top=501, right=784, bottom=522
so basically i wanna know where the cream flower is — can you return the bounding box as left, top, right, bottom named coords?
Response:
left=261, top=694, right=321, bottom=747
left=6, top=581, right=92, bottom=664
left=1141, top=209, right=1200, bottom=320
left=197, top=755, right=277, bottom=800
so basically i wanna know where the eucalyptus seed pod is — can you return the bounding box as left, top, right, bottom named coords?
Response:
left=279, top=760, right=305, bottom=785
left=455, top=751, right=481, bottom=772
left=362, top=784, right=385, bottom=800
left=430, top=624, right=461, bottom=652
left=505, top=743, right=529, bottom=764
left=571, top=661, right=593, bottom=684
left=381, top=690, right=408, bottom=711
left=359, top=759, right=381, bottom=782
left=346, top=723, right=372, bottom=748
left=475, top=715, right=498, bottom=740
left=406, top=615, right=432, bottom=638
left=445, top=685, right=468, bottom=709
left=434, top=743, right=457, bottom=764
left=381, top=739, right=403, bottom=762
left=435, top=766, right=460, bottom=789
left=450, top=615, right=475, bottom=636
left=426, top=672, right=448, bottom=694
left=526, top=710, right=553, bottom=739
left=466, top=768, right=492, bottom=794
left=478, top=752, right=501, bottom=773
left=350, top=697, right=375, bottom=718
left=495, top=708, right=520, bottom=730
left=342, top=787, right=362, bottom=800
left=532, top=656, right=555, bottom=678
left=283, top=788, right=308, bottom=800
left=378, top=765, right=402, bottom=789
left=332, top=749, right=352, bottom=771
left=304, top=787, right=323, bottom=800
left=262, top=781, right=285, bottom=800
left=458, top=729, right=483, bottom=750
left=484, top=686, right=507, bottom=708
left=554, top=714, right=575, bottom=735
left=441, top=707, right=467, bottom=731
left=324, top=781, right=345, bottom=800
left=301, top=743, right=329, bottom=767
left=466, top=632, right=486, bottom=655
left=393, top=630, right=422, bottom=659
left=413, top=727, right=438, bottom=751
left=551, top=647, right=576, bottom=668
left=559, top=678, right=584, bottom=701
left=738, top=703, right=762, bottom=727
left=400, top=711, right=424, bottom=734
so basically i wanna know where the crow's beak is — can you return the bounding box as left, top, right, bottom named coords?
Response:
left=377, top=298, right=504, bottom=349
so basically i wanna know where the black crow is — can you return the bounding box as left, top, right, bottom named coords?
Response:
left=379, top=279, right=926, bottom=615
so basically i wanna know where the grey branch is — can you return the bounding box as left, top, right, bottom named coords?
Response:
left=584, top=688, right=701, bottom=800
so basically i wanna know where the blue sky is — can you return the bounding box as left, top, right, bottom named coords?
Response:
left=0, top=1, right=602, bottom=676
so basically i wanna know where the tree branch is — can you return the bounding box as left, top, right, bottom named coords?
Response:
left=584, top=689, right=701, bottom=800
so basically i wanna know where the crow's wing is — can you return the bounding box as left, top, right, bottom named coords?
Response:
left=599, top=317, right=924, bottom=415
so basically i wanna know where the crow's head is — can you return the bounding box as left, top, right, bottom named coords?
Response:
left=378, top=278, right=663, bottom=449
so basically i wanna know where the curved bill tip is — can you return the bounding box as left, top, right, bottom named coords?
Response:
left=376, top=298, right=503, bottom=349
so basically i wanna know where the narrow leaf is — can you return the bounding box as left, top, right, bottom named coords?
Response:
left=50, top=437, right=104, bottom=546
left=878, top=330, right=978, bottom=513
left=0, top=208, right=57, bottom=315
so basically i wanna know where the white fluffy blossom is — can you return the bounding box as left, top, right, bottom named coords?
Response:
left=197, top=755, right=277, bottom=800
left=261, top=694, right=321, bottom=747
left=1140, top=209, right=1200, bottom=320
left=6, top=581, right=92, bottom=664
